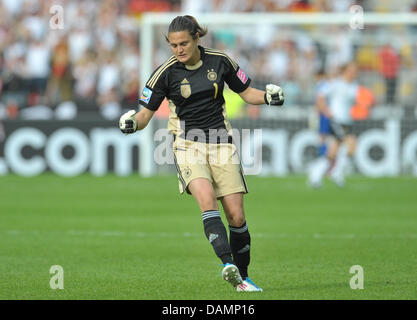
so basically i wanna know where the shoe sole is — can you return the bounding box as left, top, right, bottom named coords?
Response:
left=222, top=265, right=243, bottom=287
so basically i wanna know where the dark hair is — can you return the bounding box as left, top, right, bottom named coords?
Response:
left=165, top=15, right=208, bottom=42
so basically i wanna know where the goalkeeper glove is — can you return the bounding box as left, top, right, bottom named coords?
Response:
left=119, top=110, right=138, bottom=134
left=264, top=84, right=284, bottom=106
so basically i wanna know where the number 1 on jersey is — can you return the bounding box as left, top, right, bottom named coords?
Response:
left=213, top=83, right=218, bottom=99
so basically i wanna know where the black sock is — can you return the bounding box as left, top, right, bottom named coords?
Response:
left=229, top=222, right=251, bottom=279
left=202, top=210, right=234, bottom=265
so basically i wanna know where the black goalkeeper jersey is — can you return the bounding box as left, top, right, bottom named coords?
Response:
left=138, top=46, right=251, bottom=143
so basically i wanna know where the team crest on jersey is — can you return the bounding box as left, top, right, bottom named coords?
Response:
left=207, top=69, right=217, bottom=81
left=180, top=78, right=191, bottom=98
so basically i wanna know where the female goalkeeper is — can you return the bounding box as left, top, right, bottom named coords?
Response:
left=119, top=15, right=284, bottom=292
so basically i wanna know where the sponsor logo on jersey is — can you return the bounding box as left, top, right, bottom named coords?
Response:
left=237, top=68, right=248, bottom=84
left=140, top=87, right=153, bottom=104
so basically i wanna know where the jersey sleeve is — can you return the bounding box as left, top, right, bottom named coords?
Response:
left=138, top=67, right=168, bottom=111
left=222, top=55, right=251, bottom=93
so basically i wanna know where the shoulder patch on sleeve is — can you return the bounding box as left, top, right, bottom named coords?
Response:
left=236, top=68, right=248, bottom=84
left=140, top=87, right=153, bottom=104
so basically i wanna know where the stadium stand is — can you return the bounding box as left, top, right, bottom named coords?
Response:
left=0, top=0, right=416, bottom=120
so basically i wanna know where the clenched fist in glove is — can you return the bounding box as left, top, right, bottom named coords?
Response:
left=264, top=84, right=284, bottom=106
left=119, top=110, right=138, bottom=134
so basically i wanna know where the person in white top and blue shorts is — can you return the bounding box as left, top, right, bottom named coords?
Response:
left=308, top=62, right=359, bottom=188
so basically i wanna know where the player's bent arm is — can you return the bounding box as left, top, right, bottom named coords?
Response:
left=239, top=84, right=284, bottom=106
left=238, top=86, right=266, bottom=105
left=135, top=107, right=155, bottom=131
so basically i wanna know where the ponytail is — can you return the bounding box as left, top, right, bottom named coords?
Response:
left=165, top=15, right=208, bottom=41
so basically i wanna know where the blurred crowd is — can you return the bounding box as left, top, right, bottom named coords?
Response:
left=0, top=0, right=148, bottom=120
left=183, top=0, right=417, bottom=13
left=201, top=22, right=416, bottom=114
left=0, top=0, right=416, bottom=121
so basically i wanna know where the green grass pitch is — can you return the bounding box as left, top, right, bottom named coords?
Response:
left=0, top=174, right=416, bottom=300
